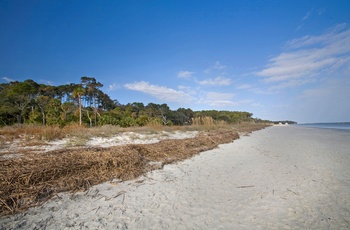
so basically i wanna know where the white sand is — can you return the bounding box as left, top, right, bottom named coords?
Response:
left=84, top=131, right=199, bottom=148
left=1, top=126, right=350, bottom=229
left=0, top=130, right=199, bottom=158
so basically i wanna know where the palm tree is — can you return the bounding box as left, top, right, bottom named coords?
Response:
left=72, top=86, right=85, bottom=126
left=81, top=76, right=103, bottom=126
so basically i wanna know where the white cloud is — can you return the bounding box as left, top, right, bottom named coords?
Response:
left=201, top=92, right=237, bottom=107
left=251, top=102, right=263, bottom=107
left=257, top=24, right=350, bottom=87
left=212, top=61, right=226, bottom=70
left=177, top=85, right=197, bottom=95
left=298, top=8, right=325, bottom=30
left=2, top=77, right=15, bottom=82
left=40, top=80, right=54, bottom=85
left=286, top=24, right=348, bottom=49
left=124, top=81, right=194, bottom=103
left=177, top=71, right=194, bottom=79
left=108, top=83, right=120, bottom=91
left=123, top=80, right=258, bottom=110
left=252, top=77, right=316, bottom=95
left=204, top=61, right=227, bottom=73
left=198, top=76, right=232, bottom=86
left=236, top=84, right=252, bottom=89
left=302, top=9, right=313, bottom=21
left=207, top=92, right=234, bottom=100
left=267, top=78, right=315, bottom=91
left=199, top=94, right=262, bottom=109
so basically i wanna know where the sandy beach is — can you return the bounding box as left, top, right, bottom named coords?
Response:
left=1, top=125, right=350, bottom=229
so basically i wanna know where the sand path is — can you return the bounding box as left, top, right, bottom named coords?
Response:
left=1, top=126, right=350, bottom=229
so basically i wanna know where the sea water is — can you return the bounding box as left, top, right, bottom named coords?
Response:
left=299, top=122, right=350, bottom=131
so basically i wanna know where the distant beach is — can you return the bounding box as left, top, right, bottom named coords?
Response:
left=1, top=126, right=350, bottom=229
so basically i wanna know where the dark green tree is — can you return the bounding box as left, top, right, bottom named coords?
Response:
left=81, top=76, right=103, bottom=126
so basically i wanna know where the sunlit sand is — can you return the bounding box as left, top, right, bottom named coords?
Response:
left=1, top=126, right=350, bottom=229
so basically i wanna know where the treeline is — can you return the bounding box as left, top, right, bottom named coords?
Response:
left=0, top=77, right=268, bottom=127
left=272, top=120, right=297, bottom=124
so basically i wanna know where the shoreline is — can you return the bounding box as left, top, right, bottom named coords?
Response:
left=0, top=124, right=267, bottom=216
left=1, top=125, right=350, bottom=229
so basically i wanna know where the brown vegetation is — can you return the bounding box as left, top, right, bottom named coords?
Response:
left=0, top=123, right=269, bottom=216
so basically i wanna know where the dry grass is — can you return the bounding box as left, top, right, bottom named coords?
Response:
left=0, top=124, right=76, bottom=144
left=0, top=146, right=146, bottom=215
left=0, top=123, right=269, bottom=216
left=0, top=122, right=231, bottom=146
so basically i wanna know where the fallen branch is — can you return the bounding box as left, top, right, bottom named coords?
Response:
left=236, top=185, right=254, bottom=188
left=287, top=188, right=299, bottom=195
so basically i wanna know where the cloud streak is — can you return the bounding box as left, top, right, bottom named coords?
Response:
left=108, top=83, right=120, bottom=91
left=257, top=24, right=350, bottom=86
left=236, top=84, right=252, bottom=89
left=197, top=76, right=232, bottom=86
left=2, top=77, right=15, bottom=82
left=212, top=61, right=226, bottom=70
left=302, top=9, right=313, bottom=21
left=124, top=81, right=194, bottom=103
left=204, top=61, right=227, bottom=74
left=177, top=71, right=194, bottom=79
left=201, top=92, right=237, bottom=107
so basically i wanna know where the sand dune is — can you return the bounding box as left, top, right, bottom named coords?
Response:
left=1, top=126, right=350, bottom=229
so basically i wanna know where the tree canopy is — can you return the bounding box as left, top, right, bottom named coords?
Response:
left=0, top=77, right=271, bottom=127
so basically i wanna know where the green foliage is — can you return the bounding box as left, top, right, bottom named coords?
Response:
left=194, top=110, right=254, bottom=124
left=0, top=78, right=270, bottom=128
left=98, top=114, right=120, bottom=126
left=119, top=117, right=136, bottom=127
left=136, top=115, right=149, bottom=126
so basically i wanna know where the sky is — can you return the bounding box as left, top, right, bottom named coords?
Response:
left=1, top=0, right=350, bottom=123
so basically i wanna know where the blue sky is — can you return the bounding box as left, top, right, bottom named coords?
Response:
left=1, top=0, right=350, bottom=123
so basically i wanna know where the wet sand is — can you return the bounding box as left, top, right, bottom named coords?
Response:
left=1, top=126, right=350, bottom=229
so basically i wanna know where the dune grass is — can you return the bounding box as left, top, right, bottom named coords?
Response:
left=0, top=123, right=269, bottom=216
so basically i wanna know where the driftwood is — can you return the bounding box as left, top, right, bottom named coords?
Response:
left=236, top=185, right=254, bottom=188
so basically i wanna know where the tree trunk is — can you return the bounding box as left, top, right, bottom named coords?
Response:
left=16, top=114, right=22, bottom=128
left=94, top=97, right=97, bottom=127
left=41, top=111, right=46, bottom=126
left=85, top=110, right=92, bottom=127
left=38, top=105, right=46, bottom=126
left=79, top=96, right=82, bottom=126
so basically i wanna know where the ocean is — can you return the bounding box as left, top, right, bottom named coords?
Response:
left=298, top=122, right=350, bottom=131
